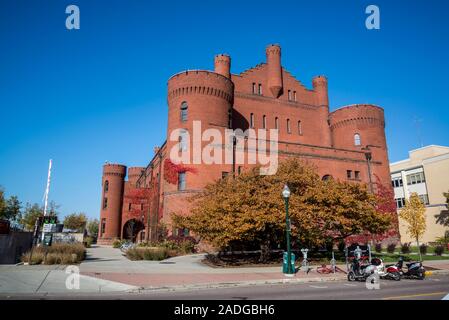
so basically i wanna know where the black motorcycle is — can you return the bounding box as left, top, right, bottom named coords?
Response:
left=390, top=256, right=426, bottom=280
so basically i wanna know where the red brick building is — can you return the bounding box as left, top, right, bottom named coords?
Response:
left=98, top=44, right=392, bottom=245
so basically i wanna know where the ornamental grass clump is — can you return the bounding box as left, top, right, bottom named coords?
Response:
left=21, top=243, right=86, bottom=265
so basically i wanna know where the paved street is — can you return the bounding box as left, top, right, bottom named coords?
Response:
left=2, top=275, right=448, bottom=300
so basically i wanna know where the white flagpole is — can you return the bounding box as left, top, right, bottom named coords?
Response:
left=41, top=159, right=52, bottom=243
left=43, top=159, right=52, bottom=217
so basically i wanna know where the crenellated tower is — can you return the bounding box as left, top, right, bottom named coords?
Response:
left=329, top=104, right=390, bottom=187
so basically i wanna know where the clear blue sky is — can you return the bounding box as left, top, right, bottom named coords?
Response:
left=1, top=0, right=448, bottom=220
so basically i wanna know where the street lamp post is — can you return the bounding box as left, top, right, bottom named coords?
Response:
left=282, top=184, right=294, bottom=276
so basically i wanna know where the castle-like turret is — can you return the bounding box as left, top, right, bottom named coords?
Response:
left=214, top=54, right=231, bottom=79
left=312, top=75, right=329, bottom=108
left=266, top=44, right=283, bottom=98
left=127, top=167, right=145, bottom=186
left=98, top=163, right=126, bottom=244
left=329, top=104, right=390, bottom=184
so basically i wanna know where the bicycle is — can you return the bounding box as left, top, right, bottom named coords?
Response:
left=316, top=264, right=347, bottom=274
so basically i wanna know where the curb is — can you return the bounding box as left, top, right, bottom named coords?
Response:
left=128, top=275, right=347, bottom=293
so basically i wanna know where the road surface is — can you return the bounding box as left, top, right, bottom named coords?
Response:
left=1, top=275, right=448, bottom=300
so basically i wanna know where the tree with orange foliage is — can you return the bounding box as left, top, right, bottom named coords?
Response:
left=172, top=159, right=392, bottom=261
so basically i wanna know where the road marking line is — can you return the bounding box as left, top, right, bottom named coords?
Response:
left=309, top=285, right=328, bottom=289
left=343, top=284, right=357, bottom=287
left=382, top=291, right=446, bottom=300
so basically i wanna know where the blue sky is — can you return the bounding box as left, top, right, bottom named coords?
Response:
left=1, top=0, right=448, bottom=220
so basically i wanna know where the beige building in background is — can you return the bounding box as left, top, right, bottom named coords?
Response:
left=390, top=145, right=449, bottom=243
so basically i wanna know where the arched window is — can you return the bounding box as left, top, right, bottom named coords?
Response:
left=322, top=175, right=333, bottom=181
left=275, top=117, right=279, bottom=130
left=180, top=102, right=188, bottom=122
left=354, top=133, right=361, bottom=146
left=262, top=115, right=266, bottom=129
left=250, top=113, right=254, bottom=128
left=298, top=120, right=302, bottom=135
left=104, top=180, right=109, bottom=193
left=287, top=119, right=291, bottom=133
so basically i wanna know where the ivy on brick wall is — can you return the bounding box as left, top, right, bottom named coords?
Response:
left=163, top=158, right=197, bottom=185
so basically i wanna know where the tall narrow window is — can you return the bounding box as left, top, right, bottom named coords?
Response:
left=275, top=117, right=279, bottom=130
left=250, top=113, right=254, bottom=128
left=101, top=218, right=106, bottom=235
left=288, top=90, right=292, bottom=101
left=258, top=84, right=262, bottom=95
left=178, top=172, right=186, bottom=191
left=104, top=180, right=109, bottom=193
left=293, top=91, right=297, bottom=101
left=180, top=101, right=188, bottom=122
left=287, top=119, right=291, bottom=133
left=354, top=133, right=361, bottom=146
left=298, top=120, right=302, bottom=135
left=262, top=115, right=266, bottom=129
left=347, top=170, right=352, bottom=179
left=128, top=203, right=132, bottom=211
left=252, top=83, right=256, bottom=94
left=103, top=197, right=108, bottom=209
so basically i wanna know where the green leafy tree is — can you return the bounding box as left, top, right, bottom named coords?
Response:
left=0, top=187, right=6, bottom=217
left=87, top=218, right=99, bottom=237
left=0, top=187, right=22, bottom=222
left=172, top=159, right=391, bottom=261
left=21, top=203, right=43, bottom=231
left=4, top=196, right=22, bottom=222
left=399, top=192, right=427, bottom=261
left=435, top=190, right=449, bottom=227
left=63, top=213, right=88, bottom=232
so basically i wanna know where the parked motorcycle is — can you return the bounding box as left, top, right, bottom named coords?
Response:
left=347, top=257, right=376, bottom=281
left=370, top=258, right=401, bottom=281
left=387, top=256, right=426, bottom=280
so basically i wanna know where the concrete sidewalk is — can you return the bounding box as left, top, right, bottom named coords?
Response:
left=0, top=264, right=137, bottom=294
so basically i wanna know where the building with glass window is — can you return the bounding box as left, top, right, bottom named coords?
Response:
left=390, top=145, right=449, bottom=243
left=98, top=44, right=394, bottom=244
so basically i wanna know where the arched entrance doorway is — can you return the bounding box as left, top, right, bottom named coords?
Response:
left=122, top=219, right=145, bottom=243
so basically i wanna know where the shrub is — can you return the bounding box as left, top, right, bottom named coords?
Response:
left=126, top=247, right=169, bottom=261
left=435, top=245, right=445, bottom=256
left=419, top=243, right=428, bottom=255
left=84, top=236, right=93, bottom=248
left=375, top=243, right=382, bottom=253
left=112, top=239, right=123, bottom=248
left=401, top=242, right=411, bottom=254
left=387, top=243, right=396, bottom=254
left=178, top=240, right=195, bottom=254
left=21, top=251, right=45, bottom=265
left=21, top=243, right=86, bottom=265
